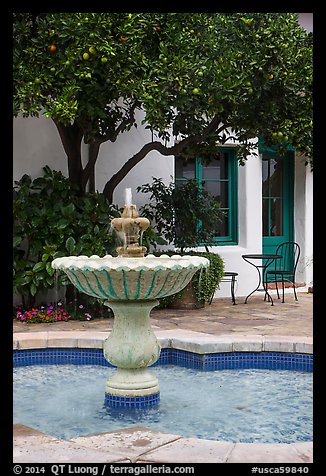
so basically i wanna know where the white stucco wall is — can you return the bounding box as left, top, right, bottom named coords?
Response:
left=13, top=114, right=69, bottom=180
left=294, top=155, right=313, bottom=288
left=298, top=13, right=313, bottom=33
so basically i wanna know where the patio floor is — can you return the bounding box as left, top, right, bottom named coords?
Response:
left=13, top=292, right=313, bottom=337
left=13, top=292, right=313, bottom=464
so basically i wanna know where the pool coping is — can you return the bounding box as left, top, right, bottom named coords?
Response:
left=13, top=330, right=313, bottom=464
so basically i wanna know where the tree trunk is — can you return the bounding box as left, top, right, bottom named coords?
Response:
left=54, top=120, right=85, bottom=193
left=54, top=120, right=103, bottom=194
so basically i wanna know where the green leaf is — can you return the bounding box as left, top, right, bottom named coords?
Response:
left=66, top=236, right=76, bottom=254
left=46, top=262, right=55, bottom=276
left=30, top=283, right=37, bottom=296
left=13, top=236, right=22, bottom=247
left=42, top=253, right=50, bottom=262
left=33, top=262, right=46, bottom=272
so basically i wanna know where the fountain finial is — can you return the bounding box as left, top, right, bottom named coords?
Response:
left=111, top=189, right=150, bottom=257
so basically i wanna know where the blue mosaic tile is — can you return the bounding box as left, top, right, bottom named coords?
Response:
left=202, top=352, right=313, bottom=372
left=151, top=347, right=171, bottom=366
left=13, top=348, right=313, bottom=372
left=104, top=391, right=160, bottom=408
left=13, top=348, right=112, bottom=368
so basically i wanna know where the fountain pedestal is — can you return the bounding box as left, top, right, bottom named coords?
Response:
left=103, top=300, right=161, bottom=407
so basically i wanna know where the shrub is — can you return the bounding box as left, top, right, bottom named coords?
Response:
left=13, top=166, right=120, bottom=307
left=154, top=250, right=224, bottom=308
left=137, top=177, right=224, bottom=251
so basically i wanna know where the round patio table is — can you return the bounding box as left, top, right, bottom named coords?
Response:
left=242, top=254, right=282, bottom=306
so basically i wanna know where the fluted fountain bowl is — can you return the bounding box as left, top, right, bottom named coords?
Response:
left=52, top=253, right=209, bottom=302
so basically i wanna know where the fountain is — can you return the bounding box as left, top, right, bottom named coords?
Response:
left=52, top=188, right=209, bottom=408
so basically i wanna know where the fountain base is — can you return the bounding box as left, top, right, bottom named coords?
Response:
left=103, top=299, right=161, bottom=408
left=104, top=367, right=160, bottom=408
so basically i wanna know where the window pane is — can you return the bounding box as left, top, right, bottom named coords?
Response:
left=202, top=154, right=228, bottom=179
left=262, top=160, right=269, bottom=197
left=262, top=198, right=269, bottom=236
left=175, top=158, right=195, bottom=179
left=270, top=198, right=283, bottom=236
left=214, top=212, right=229, bottom=237
left=269, top=159, right=283, bottom=197
left=203, top=181, right=228, bottom=208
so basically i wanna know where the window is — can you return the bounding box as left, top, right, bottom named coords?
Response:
left=262, top=156, right=284, bottom=237
left=175, top=148, right=238, bottom=244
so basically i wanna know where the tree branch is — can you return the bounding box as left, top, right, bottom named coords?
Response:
left=99, top=101, right=139, bottom=144
left=103, top=116, right=226, bottom=202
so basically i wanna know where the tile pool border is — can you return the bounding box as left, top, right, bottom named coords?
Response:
left=13, top=347, right=313, bottom=372
left=13, top=330, right=313, bottom=464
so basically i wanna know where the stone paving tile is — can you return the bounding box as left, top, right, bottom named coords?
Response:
left=13, top=424, right=58, bottom=446
left=13, top=425, right=130, bottom=463
left=135, top=436, right=234, bottom=463
left=226, top=442, right=313, bottom=463
left=71, top=426, right=182, bottom=463
left=14, top=441, right=130, bottom=463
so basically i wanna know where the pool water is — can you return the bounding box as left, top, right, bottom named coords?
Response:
left=13, top=364, right=313, bottom=443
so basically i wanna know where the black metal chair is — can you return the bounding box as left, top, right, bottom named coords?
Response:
left=209, top=271, right=238, bottom=305
left=266, top=242, right=300, bottom=302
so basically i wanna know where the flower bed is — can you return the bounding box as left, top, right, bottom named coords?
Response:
left=14, top=300, right=112, bottom=323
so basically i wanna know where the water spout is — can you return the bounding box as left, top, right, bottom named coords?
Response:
left=125, top=188, right=132, bottom=207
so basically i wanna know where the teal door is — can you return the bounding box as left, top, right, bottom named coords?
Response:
left=261, top=149, right=294, bottom=273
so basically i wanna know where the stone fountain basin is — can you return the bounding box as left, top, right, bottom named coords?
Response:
left=52, top=254, right=209, bottom=301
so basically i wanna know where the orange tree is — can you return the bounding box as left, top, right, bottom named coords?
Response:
left=13, top=13, right=312, bottom=201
